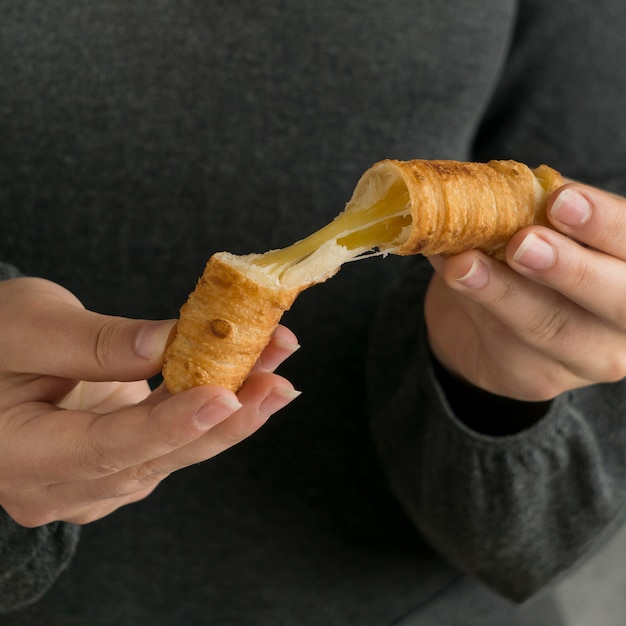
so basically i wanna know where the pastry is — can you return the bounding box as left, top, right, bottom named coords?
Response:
left=162, top=159, right=562, bottom=393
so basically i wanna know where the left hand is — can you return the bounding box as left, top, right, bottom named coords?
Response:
left=0, top=277, right=301, bottom=526
left=425, top=182, right=626, bottom=401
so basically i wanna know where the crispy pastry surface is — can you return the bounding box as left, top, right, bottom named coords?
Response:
left=364, top=159, right=563, bottom=258
left=162, top=253, right=301, bottom=393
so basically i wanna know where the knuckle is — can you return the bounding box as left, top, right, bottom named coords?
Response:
left=485, top=274, right=518, bottom=308
left=600, top=351, right=626, bottom=383
left=526, top=305, right=570, bottom=344
left=157, top=427, right=193, bottom=452
left=613, top=300, right=626, bottom=331
left=222, top=431, right=245, bottom=447
left=565, top=255, right=596, bottom=293
left=219, top=414, right=266, bottom=449
left=92, top=318, right=123, bottom=372
left=6, top=503, right=58, bottom=528
left=596, top=208, right=626, bottom=251
left=107, top=477, right=159, bottom=502
left=128, top=460, right=170, bottom=490
left=82, top=436, right=124, bottom=477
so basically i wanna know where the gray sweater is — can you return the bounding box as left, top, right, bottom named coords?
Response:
left=1, top=0, right=625, bottom=623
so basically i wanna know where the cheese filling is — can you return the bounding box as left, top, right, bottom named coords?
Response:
left=252, top=174, right=412, bottom=287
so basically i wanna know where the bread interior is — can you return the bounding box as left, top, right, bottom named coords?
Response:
left=251, top=163, right=411, bottom=287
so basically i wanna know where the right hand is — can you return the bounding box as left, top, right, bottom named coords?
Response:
left=425, top=182, right=626, bottom=402
left=0, top=277, right=300, bottom=527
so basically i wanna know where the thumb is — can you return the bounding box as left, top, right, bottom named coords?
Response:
left=0, top=277, right=176, bottom=382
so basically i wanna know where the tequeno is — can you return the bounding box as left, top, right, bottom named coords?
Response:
left=162, top=159, right=563, bottom=393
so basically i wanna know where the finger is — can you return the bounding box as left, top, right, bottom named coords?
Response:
left=112, top=373, right=300, bottom=483
left=247, top=324, right=300, bottom=375
left=426, top=268, right=589, bottom=401
left=547, top=184, right=626, bottom=260
left=438, top=250, right=616, bottom=383
left=0, top=385, right=242, bottom=484
left=0, top=374, right=78, bottom=411
left=60, top=485, right=158, bottom=525
left=507, top=227, right=626, bottom=331
left=5, top=481, right=158, bottom=527
left=38, top=374, right=300, bottom=520
left=0, top=277, right=175, bottom=381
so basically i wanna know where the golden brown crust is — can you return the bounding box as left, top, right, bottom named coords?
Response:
left=381, top=159, right=562, bottom=258
left=162, top=252, right=300, bottom=393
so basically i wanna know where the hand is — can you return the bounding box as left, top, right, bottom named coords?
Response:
left=0, top=278, right=300, bottom=526
left=425, top=182, right=626, bottom=402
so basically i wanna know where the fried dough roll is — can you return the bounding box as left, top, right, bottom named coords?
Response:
left=162, top=254, right=307, bottom=394
left=163, top=159, right=562, bottom=393
left=385, top=159, right=562, bottom=258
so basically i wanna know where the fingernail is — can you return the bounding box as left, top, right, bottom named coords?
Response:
left=258, top=338, right=301, bottom=372
left=273, top=336, right=301, bottom=354
left=259, top=387, right=302, bottom=418
left=135, top=321, right=177, bottom=360
left=512, top=233, right=555, bottom=270
left=271, top=326, right=301, bottom=355
left=196, top=395, right=243, bottom=430
left=550, top=189, right=591, bottom=227
left=456, top=258, right=489, bottom=289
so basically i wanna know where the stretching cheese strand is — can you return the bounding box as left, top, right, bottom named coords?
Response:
left=254, top=178, right=411, bottom=280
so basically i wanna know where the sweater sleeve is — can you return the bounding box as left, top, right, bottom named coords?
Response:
left=368, top=0, right=626, bottom=602
left=0, top=509, right=80, bottom=613
left=0, top=263, right=22, bottom=281
left=0, top=263, right=81, bottom=612
left=368, top=260, right=626, bottom=602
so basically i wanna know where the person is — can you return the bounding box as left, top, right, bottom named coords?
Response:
left=0, top=0, right=625, bottom=623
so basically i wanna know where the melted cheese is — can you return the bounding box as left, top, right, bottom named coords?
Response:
left=252, top=177, right=411, bottom=286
